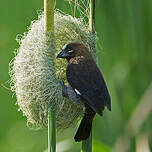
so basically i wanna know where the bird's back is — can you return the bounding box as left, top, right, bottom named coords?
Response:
left=66, top=57, right=111, bottom=116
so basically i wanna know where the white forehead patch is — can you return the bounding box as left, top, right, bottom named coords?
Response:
left=62, top=44, right=67, bottom=50
left=75, top=89, right=81, bottom=95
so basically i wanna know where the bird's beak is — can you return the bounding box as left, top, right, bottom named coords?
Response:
left=57, top=49, right=70, bottom=58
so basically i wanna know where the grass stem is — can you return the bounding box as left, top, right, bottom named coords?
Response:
left=89, top=0, right=96, bottom=34
left=81, top=0, right=96, bottom=151
left=44, top=0, right=56, bottom=152
left=81, top=131, right=92, bottom=152
left=48, top=109, right=56, bottom=152
left=44, top=0, right=55, bottom=33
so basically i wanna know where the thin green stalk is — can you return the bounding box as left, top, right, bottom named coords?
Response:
left=81, top=132, right=92, bottom=152
left=44, top=0, right=56, bottom=152
left=89, top=0, right=96, bottom=34
left=48, top=108, right=56, bottom=152
left=44, top=0, right=55, bottom=33
left=82, top=0, right=96, bottom=152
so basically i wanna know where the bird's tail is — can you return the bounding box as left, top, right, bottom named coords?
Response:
left=74, top=116, right=93, bottom=142
left=74, top=105, right=96, bottom=142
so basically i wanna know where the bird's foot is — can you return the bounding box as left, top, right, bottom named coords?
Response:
left=59, top=81, right=82, bottom=106
left=59, top=81, right=68, bottom=97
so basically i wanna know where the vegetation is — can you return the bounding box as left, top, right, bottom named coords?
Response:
left=0, top=0, right=152, bottom=151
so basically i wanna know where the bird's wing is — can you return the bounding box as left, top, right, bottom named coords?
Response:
left=66, top=59, right=111, bottom=116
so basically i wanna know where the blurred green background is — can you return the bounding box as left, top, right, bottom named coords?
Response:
left=0, top=0, right=152, bottom=152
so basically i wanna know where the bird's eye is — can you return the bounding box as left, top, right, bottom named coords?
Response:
left=68, top=50, right=74, bottom=53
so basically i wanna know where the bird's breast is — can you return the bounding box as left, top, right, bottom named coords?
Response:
left=69, top=56, right=85, bottom=64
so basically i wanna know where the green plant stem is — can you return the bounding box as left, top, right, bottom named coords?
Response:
left=81, top=0, right=96, bottom=152
left=48, top=108, right=56, bottom=152
left=81, top=132, right=92, bottom=152
left=89, top=0, right=96, bottom=34
left=44, top=0, right=56, bottom=152
left=44, top=0, right=54, bottom=32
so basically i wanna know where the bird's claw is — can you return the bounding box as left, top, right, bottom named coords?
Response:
left=59, top=81, right=68, bottom=97
left=59, top=81, right=82, bottom=106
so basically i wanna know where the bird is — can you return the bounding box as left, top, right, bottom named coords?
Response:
left=57, top=42, right=111, bottom=142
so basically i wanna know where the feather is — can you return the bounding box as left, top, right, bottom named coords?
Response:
left=66, top=58, right=111, bottom=115
left=57, top=42, right=111, bottom=142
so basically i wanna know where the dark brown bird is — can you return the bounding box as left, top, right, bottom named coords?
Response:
left=57, top=42, right=111, bottom=142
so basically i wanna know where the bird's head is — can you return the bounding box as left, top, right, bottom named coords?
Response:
left=57, top=42, right=91, bottom=60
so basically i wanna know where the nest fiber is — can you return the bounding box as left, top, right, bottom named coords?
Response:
left=10, top=11, right=96, bottom=130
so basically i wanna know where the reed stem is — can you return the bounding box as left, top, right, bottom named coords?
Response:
left=89, top=0, right=96, bottom=34
left=81, top=132, right=92, bottom=152
left=48, top=108, right=56, bottom=152
left=44, top=0, right=55, bottom=33
left=44, top=0, right=56, bottom=152
left=81, top=0, right=96, bottom=152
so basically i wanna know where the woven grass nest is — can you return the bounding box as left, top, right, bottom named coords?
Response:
left=9, top=11, right=97, bottom=130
